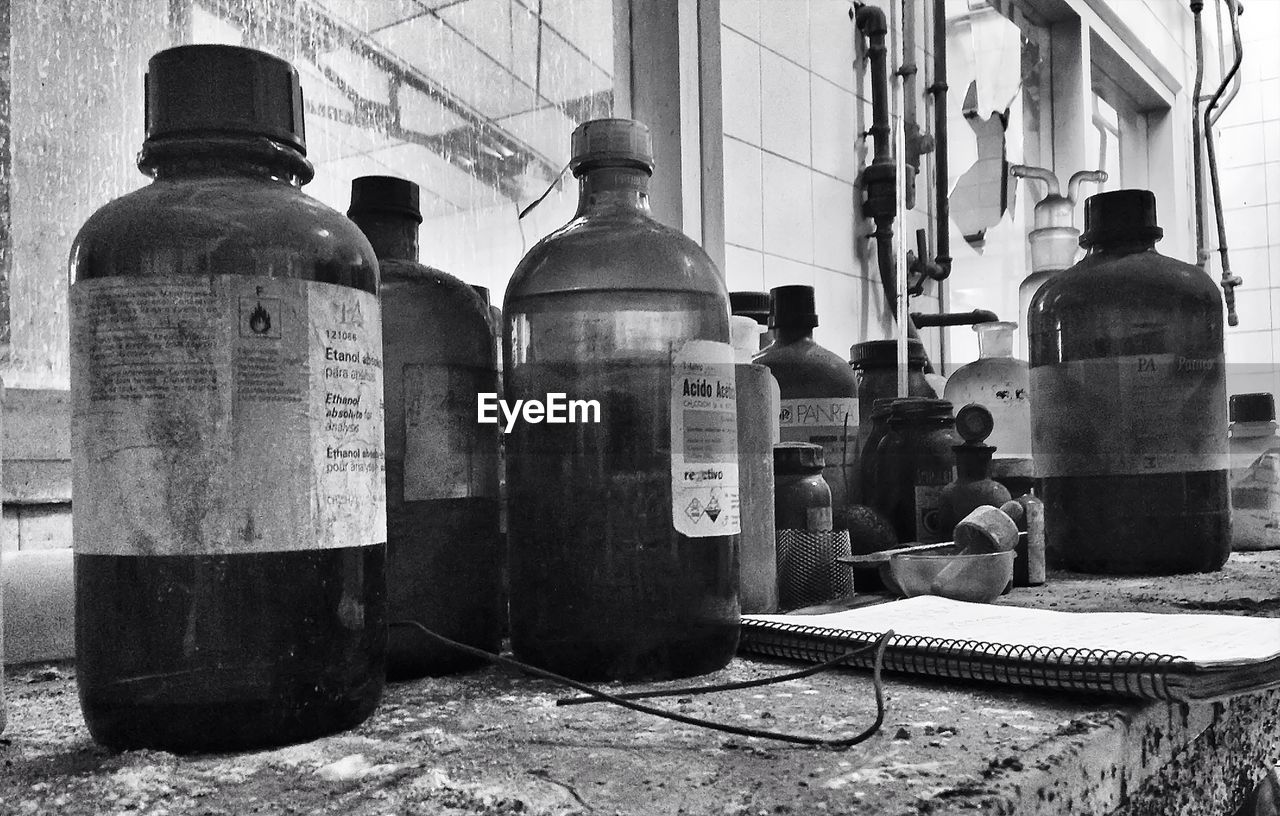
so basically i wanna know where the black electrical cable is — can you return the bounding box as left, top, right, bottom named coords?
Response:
left=555, top=634, right=888, bottom=706
left=391, top=620, right=892, bottom=749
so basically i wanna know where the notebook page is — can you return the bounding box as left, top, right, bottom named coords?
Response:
left=746, top=596, right=1280, bottom=668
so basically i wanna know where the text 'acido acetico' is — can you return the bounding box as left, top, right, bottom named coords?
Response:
left=476, top=393, right=601, bottom=433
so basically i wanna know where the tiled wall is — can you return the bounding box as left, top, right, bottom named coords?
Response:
left=720, top=0, right=942, bottom=365
left=1214, top=1, right=1280, bottom=401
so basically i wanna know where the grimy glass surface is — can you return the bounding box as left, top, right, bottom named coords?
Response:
left=6, top=0, right=616, bottom=388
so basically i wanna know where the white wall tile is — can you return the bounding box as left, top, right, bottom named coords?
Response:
left=721, top=28, right=762, bottom=146
left=762, top=152, right=815, bottom=262
left=724, top=243, right=766, bottom=291
left=811, top=171, right=856, bottom=273
left=1267, top=162, right=1280, bottom=202
left=1263, top=78, right=1280, bottom=123
left=760, top=50, right=812, bottom=165
left=1217, top=81, right=1263, bottom=129
left=1220, top=165, right=1270, bottom=208
left=762, top=254, right=817, bottom=291
left=1229, top=329, right=1274, bottom=365
left=811, top=76, right=858, bottom=183
left=723, top=138, right=764, bottom=251
left=1265, top=121, right=1280, bottom=163
left=1224, top=205, right=1270, bottom=249
left=721, top=0, right=761, bottom=41
left=809, top=0, right=856, bottom=91
left=759, top=0, right=810, bottom=68
left=1227, top=247, right=1274, bottom=292
left=1217, top=123, right=1267, bottom=169
left=1227, top=279, right=1273, bottom=330
left=812, top=268, right=863, bottom=355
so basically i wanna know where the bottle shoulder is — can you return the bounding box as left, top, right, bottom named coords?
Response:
left=756, top=339, right=858, bottom=395
left=505, top=208, right=726, bottom=302
left=73, top=176, right=378, bottom=291
left=1031, top=248, right=1222, bottom=313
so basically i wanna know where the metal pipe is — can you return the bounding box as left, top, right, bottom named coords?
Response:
left=928, top=0, right=951, bottom=278
left=1204, top=0, right=1244, bottom=325
left=1208, top=0, right=1241, bottom=125
left=1191, top=0, right=1206, bottom=267
left=910, top=309, right=999, bottom=328
left=899, top=0, right=921, bottom=210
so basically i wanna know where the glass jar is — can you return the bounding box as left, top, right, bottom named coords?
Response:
left=69, top=45, right=385, bottom=751
left=871, top=398, right=957, bottom=544
left=348, top=176, right=502, bottom=679
left=504, top=119, right=740, bottom=682
left=942, top=321, right=1032, bottom=485
left=1028, top=189, right=1230, bottom=574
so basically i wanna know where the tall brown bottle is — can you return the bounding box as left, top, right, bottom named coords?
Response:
left=70, top=45, right=386, bottom=751
left=348, top=176, right=502, bottom=678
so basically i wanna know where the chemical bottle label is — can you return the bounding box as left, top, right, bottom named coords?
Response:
left=914, top=482, right=948, bottom=544
left=402, top=364, right=499, bottom=501
left=671, top=340, right=741, bottom=537
left=1029, top=353, right=1228, bottom=478
left=70, top=276, right=387, bottom=555
left=778, top=397, right=859, bottom=475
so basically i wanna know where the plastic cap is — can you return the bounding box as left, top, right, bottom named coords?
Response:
left=348, top=175, right=423, bottom=223
left=730, top=291, right=772, bottom=325
left=1080, top=189, right=1163, bottom=248
left=470, top=284, right=491, bottom=309
left=145, top=45, right=306, bottom=154
left=1230, top=392, right=1276, bottom=423
left=769, top=285, right=819, bottom=329
left=849, top=338, right=929, bottom=369
left=774, top=442, right=825, bottom=472
left=730, top=316, right=764, bottom=363
left=955, top=403, right=995, bottom=444
left=570, top=118, right=654, bottom=174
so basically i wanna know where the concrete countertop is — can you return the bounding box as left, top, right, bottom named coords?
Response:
left=4, top=552, right=1280, bottom=816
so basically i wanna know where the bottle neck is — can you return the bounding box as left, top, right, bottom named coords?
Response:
left=1085, top=240, right=1157, bottom=257
left=954, top=446, right=994, bottom=479
left=350, top=214, right=419, bottom=262
left=575, top=165, right=652, bottom=215
left=773, top=326, right=815, bottom=344
left=139, top=135, right=313, bottom=186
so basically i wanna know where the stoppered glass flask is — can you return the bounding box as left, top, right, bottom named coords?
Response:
left=70, top=45, right=386, bottom=751
left=1028, top=189, right=1230, bottom=574
left=503, top=118, right=741, bottom=681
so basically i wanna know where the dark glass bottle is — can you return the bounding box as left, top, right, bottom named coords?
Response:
left=504, top=118, right=740, bottom=682
left=773, top=443, right=850, bottom=610
left=755, top=286, right=860, bottom=514
left=70, top=46, right=385, bottom=751
left=848, top=340, right=937, bottom=503
left=938, top=404, right=1012, bottom=538
left=1028, top=189, right=1230, bottom=574
left=348, top=176, right=501, bottom=679
left=871, top=398, right=957, bottom=544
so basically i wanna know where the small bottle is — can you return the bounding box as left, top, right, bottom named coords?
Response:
left=872, top=398, right=957, bottom=544
left=1011, top=493, right=1047, bottom=587
left=849, top=339, right=937, bottom=502
left=938, top=404, right=1012, bottom=538
left=730, top=290, right=774, bottom=349
left=504, top=118, right=740, bottom=681
left=942, top=322, right=1033, bottom=493
left=1010, top=164, right=1107, bottom=347
left=1228, top=393, right=1280, bottom=551
left=348, top=176, right=502, bottom=679
left=732, top=316, right=780, bottom=613
left=70, top=45, right=386, bottom=751
left=755, top=286, right=860, bottom=514
left=1028, top=189, right=1230, bottom=574
left=774, top=443, right=851, bottom=610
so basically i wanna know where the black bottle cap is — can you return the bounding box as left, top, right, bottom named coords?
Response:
left=145, top=45, right=306, bottom=154
left=887, top=397, right=953, bottom=423
left=1079, top=189, right=1163, bottom=248
left=769, top=285, right=819, bottom=329
left=1230, top=392, right=1276, bottom=423
left=955, top=403, right=994, bottom=445
left=348, top=175, right=423, bottom=223
left=730, top=291, right=772, bottom=325
left=849, top=338, right=929, bottom=369
left=774, top=442, right=825, bottom=472
left=470, top=285, right=491, bottom=309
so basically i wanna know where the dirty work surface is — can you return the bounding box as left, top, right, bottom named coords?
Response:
left=4, top=551, right=1280, bottom=816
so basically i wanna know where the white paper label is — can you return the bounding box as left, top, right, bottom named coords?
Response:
left=671, top=340, right=741, bottom=537
left=777, top=397, right=860, bottom=482
left=403, top=364, right=499, bottom=501
left=71, top=276, right=386, bottom=555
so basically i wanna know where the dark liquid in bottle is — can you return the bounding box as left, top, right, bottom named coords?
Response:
left=505, top=292, right=739, bottom=682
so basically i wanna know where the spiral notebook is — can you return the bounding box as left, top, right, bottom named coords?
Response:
left=741, top=596, right=1280, bottom=701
